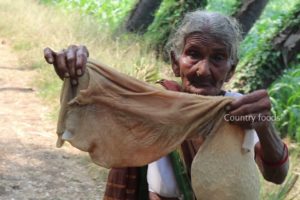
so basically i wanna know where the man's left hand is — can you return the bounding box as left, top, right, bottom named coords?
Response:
left=226, top=89, right=272, bottom=129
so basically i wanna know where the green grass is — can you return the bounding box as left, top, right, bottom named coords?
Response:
left=0, top=0, right=168, bottom=106
left=260, top=143, right=300, bottom=200
left=269, top=65, right=300, bottom=141
left=12, top=40, right=33, bottom=51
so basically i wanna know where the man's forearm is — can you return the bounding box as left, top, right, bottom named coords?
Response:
left=255, top=122, right=289, bottom=184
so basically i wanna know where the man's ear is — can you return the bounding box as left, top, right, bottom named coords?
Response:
left=170, top=51, right=180, bottom=77
left=225, top=64, right=236, bottom=82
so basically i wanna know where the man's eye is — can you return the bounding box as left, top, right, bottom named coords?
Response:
left=212, top=54, right=225, bottom=61
left=187, top=50, right=200, bottom=59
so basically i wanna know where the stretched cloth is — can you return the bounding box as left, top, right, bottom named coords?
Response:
left=56, top=59, right=260, bottom=200
left=103, top=80, right=195, bottom=200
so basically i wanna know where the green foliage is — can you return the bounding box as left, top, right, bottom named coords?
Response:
left=40, top=0, right=136, bottom=31
left=269, top=65, right=300, bottom=141
left=239, top=0, right=300, bottom=59
left=38, top=0, right=58, bottom=4
left=145, top=0, right=206, bottom=58
left=230, top=0, right=300, bottom=93
left=206, top=0, right=239, bottom=15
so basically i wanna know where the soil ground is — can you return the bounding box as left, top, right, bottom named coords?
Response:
left=0, top=39, right=107, bottom=200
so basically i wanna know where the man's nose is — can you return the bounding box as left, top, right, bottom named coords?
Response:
left=195, top=59, right=211, bottom=77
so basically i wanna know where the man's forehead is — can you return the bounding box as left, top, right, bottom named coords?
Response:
left=184, top=33, right=228, bottom=52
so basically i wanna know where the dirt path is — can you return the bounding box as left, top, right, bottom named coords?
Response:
left=0, top=39, right=107, bottom=200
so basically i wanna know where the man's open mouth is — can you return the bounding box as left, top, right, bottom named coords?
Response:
left=189, top=76, right=213, bottom=88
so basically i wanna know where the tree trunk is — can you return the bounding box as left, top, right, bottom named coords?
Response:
left=262, top=14, right=300, bottom=88
left=231, top=8, right=300, bottom=93
left=273, top=19, right=300, bottom=67
left=233, top=0, right=269, bottom=37
left=125, top=0, right=163, bottom=34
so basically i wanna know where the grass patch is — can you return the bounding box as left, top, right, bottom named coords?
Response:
left=260, top=142, right=300, bottom=200
left=0, top=0, right=167, bottom=185
left=0, top=0, right=168, bottom=106
left=1, top=0, right=299, bottom=198
left=269, top=65, right=300, bottom=141
left=12, top=40, right=33, bottom=51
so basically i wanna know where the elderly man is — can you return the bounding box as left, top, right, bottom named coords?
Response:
left=44, top=10, right=289, bottom=200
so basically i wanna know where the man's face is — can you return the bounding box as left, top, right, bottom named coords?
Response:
left=172, top=32, right=234, bottom=96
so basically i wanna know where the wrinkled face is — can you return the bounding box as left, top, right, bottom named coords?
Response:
left=171, top=32, right=235, bottom=96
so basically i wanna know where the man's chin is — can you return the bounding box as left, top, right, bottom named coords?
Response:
left=184, top=85, right=217, bottom=96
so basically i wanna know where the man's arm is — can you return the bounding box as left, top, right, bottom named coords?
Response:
left=254, top=122, right=289, bottom=184
left=227, top=90, right=289, bottom=184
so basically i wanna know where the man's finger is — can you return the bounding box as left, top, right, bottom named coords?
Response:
left=43, top=47, right=55, bottom=64
left=66, top=45, right=77, bottom=79
left=80, top=45, right=89, bottom=57
left=229, top=90, right=269, bottom=111
left=229, top=97, right=271, bottom=116
left=56, top=50, right=68, bottom=78
left=75, top=45, right=88, bottom=76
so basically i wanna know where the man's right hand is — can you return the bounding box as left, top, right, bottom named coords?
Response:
left=43, top=45, right=89, bottom=85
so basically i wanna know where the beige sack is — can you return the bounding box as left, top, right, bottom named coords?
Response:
left=56, top=59, right=260, bottom=199
left=192, top=120, right=260, bottom=200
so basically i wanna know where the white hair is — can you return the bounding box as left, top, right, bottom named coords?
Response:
left=166, top=10, right=242, bottom=65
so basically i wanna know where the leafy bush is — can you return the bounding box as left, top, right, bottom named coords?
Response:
left=269, top=64, right=300, bottom=141
left=229, top=0, right=300, bottom=93
left=145, top=0, right=206, bottom=59
left=206, top=0, right=239, bottom=15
